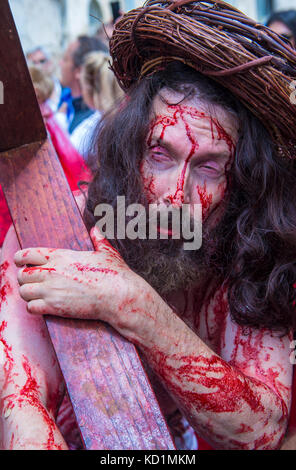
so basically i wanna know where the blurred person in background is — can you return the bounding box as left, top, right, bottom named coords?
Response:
left=70, top=51, right=124, bottom=165
left=26, top=46, right=63, bottom=113
left=95, top=3, right=124, bottom=48
left=95, top=23, right=115, bottom=48
left=58, top=35, right=109, bottom=141
left=29, top=65, right=92, bottom=191
left=267, top=10, right=296, bottom=48
left=26, top=46, right=53, bottom=73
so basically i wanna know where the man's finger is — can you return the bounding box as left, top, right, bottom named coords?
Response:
left=14, top=248, right=50, bottom=267
left=27, top=299, right=55, bottom=315
left=17, top=266, right=55, bottom=286
left=19, top=283, right=45, bottom=302
left=90, top=225, right=112, bottom=251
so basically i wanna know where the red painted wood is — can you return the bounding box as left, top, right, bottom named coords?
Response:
left=0, top=139, right=175, bottom=450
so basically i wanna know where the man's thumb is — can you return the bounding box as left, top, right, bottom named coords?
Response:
left=90, top=225, right=110, bottom=251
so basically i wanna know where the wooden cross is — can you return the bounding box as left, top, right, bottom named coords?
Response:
left=0, top=0, right=174, bottom=450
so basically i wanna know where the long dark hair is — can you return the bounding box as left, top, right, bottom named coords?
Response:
left=85, top=62, right=296, bottom=334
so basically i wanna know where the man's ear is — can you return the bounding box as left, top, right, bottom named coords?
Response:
left=74, top=66, right=82, bottom=82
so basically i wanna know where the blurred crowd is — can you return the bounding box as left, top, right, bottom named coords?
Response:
left=0, top=8, right=295, bottom=249
left=27, top=28, right=123, bottom=168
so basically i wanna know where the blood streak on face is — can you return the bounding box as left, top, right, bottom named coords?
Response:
left=196, top=182, right=213, bottom=220
left=146, top=106, right=199, bottom=207
left=143, top=97, right=237, bottom=225
left=140, top=166, right=157, bottom=204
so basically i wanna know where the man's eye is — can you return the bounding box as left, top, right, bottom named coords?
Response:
left=197, top=164, right=222, bottom=177
left=151, top=152, right=168, bottom=161
left=148, top=148, right=171, bottom=163
left=200, top=164, right=219, bottom=172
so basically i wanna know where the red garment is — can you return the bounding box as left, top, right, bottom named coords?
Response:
left=198, top=436, right=213, bottom=450
left=42, top=103, right=92, bottom=191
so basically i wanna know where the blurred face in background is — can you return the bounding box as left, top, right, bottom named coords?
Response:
left=59, top=40, right=81, bottom=92
left=268, top=20, right=295, bottom=47
left=80, top=68, right=96, bottom=110
left=27, top=48, right=54, bottom=74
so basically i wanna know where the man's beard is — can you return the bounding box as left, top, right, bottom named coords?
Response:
left=112, top=215, right=219, bottom=298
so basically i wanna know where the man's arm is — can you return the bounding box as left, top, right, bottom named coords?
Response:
left=135, top=286, right=292, bottom=450
left=14, top=227, right=293, bottom=450
left=0, top=227, right=68, bottom=450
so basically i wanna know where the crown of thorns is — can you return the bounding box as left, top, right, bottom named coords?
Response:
left=109, top=0, right=296, bottom=159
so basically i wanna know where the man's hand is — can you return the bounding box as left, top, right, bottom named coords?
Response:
left=14, top=227, right=152, bottom=341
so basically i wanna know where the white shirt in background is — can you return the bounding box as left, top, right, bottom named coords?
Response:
left=70, top=110, right=102, bottom=159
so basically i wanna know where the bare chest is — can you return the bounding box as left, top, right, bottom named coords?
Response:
left=169, top=282, right=229, bottom=354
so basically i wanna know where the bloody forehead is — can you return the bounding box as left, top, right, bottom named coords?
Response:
left=147, top=103, right=236, bottom=157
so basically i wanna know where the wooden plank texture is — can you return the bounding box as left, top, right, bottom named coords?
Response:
left=0, top=140, right=175, bottom=449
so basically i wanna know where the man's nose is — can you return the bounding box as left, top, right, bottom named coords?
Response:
left=163, top=164, right=191, bottom=207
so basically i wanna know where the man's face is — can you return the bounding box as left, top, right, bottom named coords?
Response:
left=141, top=89, right=239, bottom=232
left=59, top=41, right=80, bottom=89
left=118, top=89, right=239, bottom=297
left=27, top=49, right=53, bottom=74
left=268, top=21, right=295, bottom=47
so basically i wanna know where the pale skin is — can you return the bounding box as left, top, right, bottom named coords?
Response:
left=0, top=91, right=293, bottom=450
left=0, top=227, right=67, bottom=450
left=59, top=41, right=81, bottom=98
